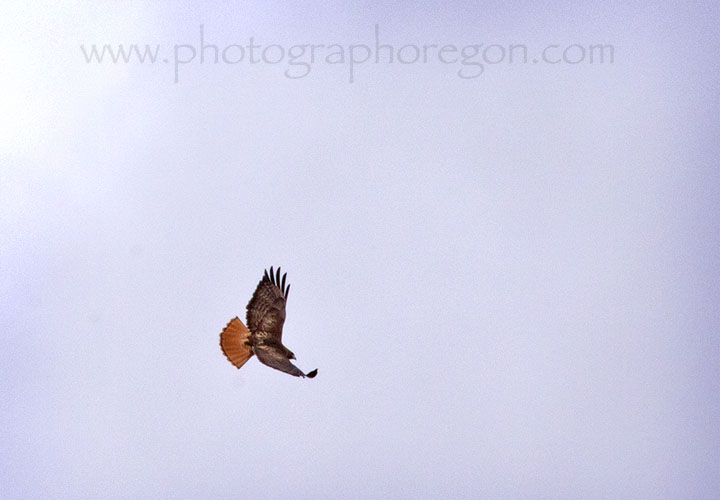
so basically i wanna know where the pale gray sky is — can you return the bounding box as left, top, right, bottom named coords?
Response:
left=2, top=2, right=719, bottom=499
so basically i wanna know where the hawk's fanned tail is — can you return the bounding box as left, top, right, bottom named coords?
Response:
left=219, top=317, right=254, bottom=369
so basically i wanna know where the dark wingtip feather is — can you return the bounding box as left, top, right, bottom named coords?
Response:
left=276, top=267, right=281, bottom=286
left=285, top=283, right=290, bottom=299
left=306, top=369, right=318, bottom=378
left=281, top=272, right=287, bottom=295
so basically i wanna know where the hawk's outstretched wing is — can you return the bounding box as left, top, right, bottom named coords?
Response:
left=246, top=266, right=289, bottom=342
left=254, top=344, right=317, bottom=378
left=219, top=317, right=253, bottom=369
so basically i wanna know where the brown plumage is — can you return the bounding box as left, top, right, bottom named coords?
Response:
left=220, top=267, right=317, bottom=378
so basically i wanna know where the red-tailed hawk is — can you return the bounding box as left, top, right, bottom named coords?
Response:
left=220, top=267, right=318, bottom=378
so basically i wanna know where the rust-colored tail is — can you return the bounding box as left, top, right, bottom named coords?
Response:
left=220, top=317, right=254, bottom=369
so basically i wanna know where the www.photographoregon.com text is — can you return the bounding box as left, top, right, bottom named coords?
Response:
left=80, top=25, right=615, bottom=83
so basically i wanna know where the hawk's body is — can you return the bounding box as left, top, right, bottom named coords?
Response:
left=220, top=267, right=317, bottom=378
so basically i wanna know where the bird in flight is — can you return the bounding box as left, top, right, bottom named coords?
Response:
left=220, top=267, right=318, bottom=378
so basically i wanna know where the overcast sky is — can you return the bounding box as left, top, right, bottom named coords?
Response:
left=2, top=2, right=719, bottom=499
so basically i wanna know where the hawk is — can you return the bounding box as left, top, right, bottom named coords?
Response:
left=220, top=267, right=318, bottom=378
